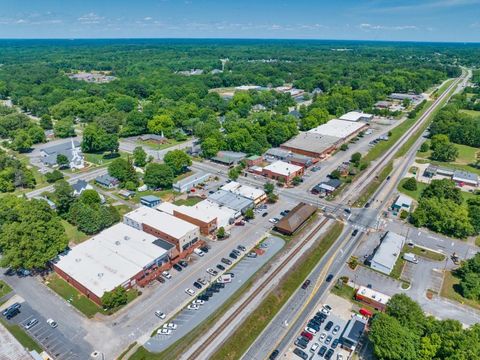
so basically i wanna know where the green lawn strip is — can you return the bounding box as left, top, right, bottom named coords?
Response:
left=131, top=189, right=179, bottom=203
left=84, top=151, right=128, bottom=166
left=433, top=79, right=454, bottom=98
left=331, top=283, right=379, bottom=315
left=390, top=257, right=406, bottom=280
left=173, top=197, right=203, bottom=206
left=459, top=109, right=480, bottom=118
left=114, top=204, right=134, bottom=216
left=118, top=342, right=137, bottom=360
left=61, top=219, right=89, bottom=244
left=441, top=271, right=480, bottom=310
left=427, top=159, right=480, bottom=176
left=0, top=280, right=13, bottom=298
left=46, top=274, right=101, bottom=318
left=406, top=245, right=445, bottom=261
left=210, top=222, right=344, bottom=360
left=353, top=161, right=393, bottom=207
left=397, top=178, right=427, bottom=201
left=0, top=318, right=43, bottom=353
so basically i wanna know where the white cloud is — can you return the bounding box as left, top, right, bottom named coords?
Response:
left=359, top=23, right=418, bottom=31
left=144, top=17, right=153, bottom=21
left=372, top=0, right=480, bottom=13
left=77, top=12, right=104, bottom=24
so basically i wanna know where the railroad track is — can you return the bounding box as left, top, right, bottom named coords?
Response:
left=186, top=216, right=331, bottom=360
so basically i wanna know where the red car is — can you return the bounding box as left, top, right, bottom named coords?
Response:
left=300, top=331, right=313, bottom=341
left=301, top=279, right=311, bottom=289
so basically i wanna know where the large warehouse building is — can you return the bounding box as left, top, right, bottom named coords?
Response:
left=281, top=132, right=340, bottom=159
left=308, top=119, right=368, bottom=140
left=54, top=223, right=171, bottom=304
left=124, top=206, right=200, bottom=256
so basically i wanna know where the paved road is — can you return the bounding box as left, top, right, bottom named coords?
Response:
left=144, top=236, right=285, bottom=352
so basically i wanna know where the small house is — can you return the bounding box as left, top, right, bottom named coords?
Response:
left=95, top=174, right=120, bottom=189
left=140, top=195, right=161, bottom=208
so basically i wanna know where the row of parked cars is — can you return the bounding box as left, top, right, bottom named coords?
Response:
left=292, top=305, right=343, bottom=360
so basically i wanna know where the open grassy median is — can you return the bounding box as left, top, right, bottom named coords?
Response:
left=0, top=280, right=12, bottom=298
left=353, top=161, right=393, bottom=207
left=0, top=318, right=43, bottom=353
left=209, top=222, right=344, bottom=360
left=441, top=271, right=480, bottom=310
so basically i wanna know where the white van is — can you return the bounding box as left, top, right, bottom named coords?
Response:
left=194, top=248, right=205, bottom=257
left=403, top=253, right=418, bottom=264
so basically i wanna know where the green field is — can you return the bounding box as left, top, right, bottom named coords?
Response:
left=397, top=177, right=428, bottom=200
left=0, top=280, right=12, bottom=299
left=84, top=151, right=128, bottom=166
left=136, top=138, right=188, bottom=151
left=441, top=271, right=480, bottom=310
left=61, top=219, right=89, bottom=244
left=459, top=109, right=480, bottom=118
left=173, top=197, right=203, bottom=206
left=132, top=189, right=180, bottom=203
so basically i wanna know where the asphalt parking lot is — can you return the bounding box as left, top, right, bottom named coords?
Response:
left=144, top=236, right=285, bottom=353
left=3, top=301, right=83, bottom=360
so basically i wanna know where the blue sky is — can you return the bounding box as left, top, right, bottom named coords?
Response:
left=1, top=0, right=479, bottom=42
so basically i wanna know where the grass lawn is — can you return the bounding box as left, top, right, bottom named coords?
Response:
left=61, top=219, right=89, bottom=244
left=331, top=283, right=378, bottom=314
left=416, top=143, right=480, bottom=175
left=441, top=271, right=480, bottom=310
left=174, top=170, right=194, bottom=181
left=84, top=151, right=127, bottom=166
left=136, top=138, right=187, bottom=151
left=353, top=161, right=393, bottom=207
left=173, top=197, right=203, bottom=206
left=0, top=318, right=43, bottom=353
left=210, top=222, right=343, bottom=360
left=397, top=177, right=428, bottom=200
left=390, top=257, right=406, bottom=280
left=132, top=189, right=180, bottom=203
left=407, top=245, right=445, bottom=261
left=459, top=109, right=480, bottom=118
left=114, top=204, right=133, bottom=216
left=0, top=280, right=12, bottom=298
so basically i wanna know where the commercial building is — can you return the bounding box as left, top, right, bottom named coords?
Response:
left=281, top=132, right=339, bottom=159
left=54, top=223, right=171, bottom=305
left=370, top=231, right=405, bottom=275
left=245, top=155, right=263, bottom=167
left=311, top=179, right=342, bottom=196
left=124, top=206, right=200, bottom=255
left=157, top=201, right=218, bottom=235
left=340, top=314, right=368, bottom=352
left=355, top=286, right=391, bottom=312
left=140, top=195, right=162, bottom=208
left=208, top=189, right=254, bottom=215
left=40, top=139, right=84, bottom=169
left=288, top=154, right=315, bottom=168
left=211, top=151, right=246, bottom=166
left=138, top=134, right=167, bottom=144
left=339, top=111, right=373, bottom=122
left=172, top=172, right=211, bottom=193
left=392, top=194, right=413, bottom=212
left=274, top=202, right=317, bottom=235
left=265, top=148, right=291, bottom=161
left=220, top=181, right=267, bottom=205
left=453, top=170, right=478, bottom=187
left=308, top=119, right=368, bottom=140
left=389, top=93, right=422, bottom=102
left=262, top=160, right=304, bottom=184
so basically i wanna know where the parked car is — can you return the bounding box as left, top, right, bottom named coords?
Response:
left=301, top=331, right=313, bottom=341
left=247, top=252, right=257, bottom=258
left=237, top=245, right=246, bottom=252
left=221, top=258, right=232, bottom=265
left=326, top=274, right=334, bottom=282
left=319, top=332, right=327, bottom=341
left=331, top=338, right=339, bottom=349
left=24, top=318, right=38, bottom=330
left=156, top=276, right=165, bottom=283
left=321, top=304, right=332, bottom=315
left=173, top=263, right=183, bottom=272
left=269, top=218, right=278, bottom=224
left=193, top=282, right=202, bottom=289
left=301, top=279, right=311, bottom=289
left=194, top=248, right=205, bottom=257
left=46, top=318, right=58, bottom=328
left=192, top=299, right=204, bottom=305
left=197, top=278, right=208, bottom=286
left=163, top=322, right=177, bottom=330
left=269, top=349, right=279, bottom=360
left=229, top=252, right=238, bottom=259
left=216, top=264, right=226, bottom=271
left=200, top=246, right=209, bottom=253
left=206, top=268, right=218, bottom=276
left=262, top=212, right=268, bottom=217
left=185, top=288, right=196, bottom=296
left=2, top=303, right=21, bottom=316
left=293, top=348, right=308, bottom=359
left=294, top=338, right=308, bottom=350
left=325, top=349, right=334, bottom=360
left=187, top=304, right=199, bottom=310
left=155, top=311, right=166, bottom=319
left=162, top=271, right=172, bottom=279
left=179, top=260, right=188, bottom=268
left=318, top=345, right=327, bottom=356
left=225, top=272, right=235, bottom=278
left=305, top=327, right=317, bottom=335
left=310, top=342, right=320, bottom=353
left=232, top=249, right=241, bottom=256
left=332, top=325, right=341, bottom=335
left=325, top=335, right=333, bottom=345
left=157, top=328, right=172, bottom=335
left=325, top=321, right=334, bottom=331
left=5, top=308, right=19, bottom=319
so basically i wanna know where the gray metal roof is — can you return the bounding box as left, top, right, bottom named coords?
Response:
left=208, top=190, right=253, bottom=212
left=42, top=140, right=80, bottom=155
left=453, top=170, right=478, bottom=183
left=281, top=132, right=339, bottom=155
left=371, top=231, right=404, bottom=271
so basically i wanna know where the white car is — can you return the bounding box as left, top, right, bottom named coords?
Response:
left=192, top=299, right=205, bottom=305
left=162, top=271, right=172, bottom=279
left=157, top=328, right=172, bottom=335
left=194, top=248, right=205, bottom=257
left=305, top=327, right=317, bottom=335
left=154, top=311, right=166, bottom=319
left=206, top=268, right=218, bottom=276
left=332, top=325, right=341, bottom=335
left=310, top=342, right=319, bottom=353
left=187, top=304, right=199, bottom=310
left=337, top=354, right=344, bottom=360
left=319, top=332, right=327, bottom=341
left=268, top=218, right=278, bottom=224
left=185, top=288, right=196, bottom=296
left=197, top=278, right=208, bottom=286
left=163, top=322, right=177, bottom=330
left=46, top=318, right=58, bottom=328
left=320, top=304, right=332, bottom=315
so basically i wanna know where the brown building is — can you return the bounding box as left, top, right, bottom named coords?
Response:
left=281, top=132, right=340, bottom=159
left=274, top=202, right=317, bottom=235
left=262, top=160, right=304, bottom=184
left=245, top=155, right=263, bottom=167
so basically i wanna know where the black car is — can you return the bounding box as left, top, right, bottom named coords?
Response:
left=229, top=252, right=238, bottom=259
left=262, top=212, right=268, bottom=217
left=326, top=274, right=334, bottom=282
left=325, top=321, right=334, bottom=331
left=2, top=303, right=21, bottom=316
left=237, top=245, right=246, bottom=252
left=232, top=249, right=241, bottom=256
left=156, top=276, right=165, bottom=283
left=200, top=246, right=209, bottom=253
left=269, top=349, right=279, bottom=360
left=344, top=208, right=351, bottom=214
left=352, top=229, right=359, bottom=237
left=193, top=281, right=202, bottom=289
left=5, top=308, right=20, bottom=320
left=209, top=286, right=220, bottom=293
left=173, top=263, right=183, bottom=272
left=198, top=295, right=209, bottom=301
left=364, top=202, right=370, bottom=208
left=308, top=322, right=320, bottom=331
left=213, top=282, right=225, bottom=288
left=293, top=348, right=308, bottom=359
left=221, top=258, right=232, bottom=265
left=179, top=260, right=188, bottom=268
left=216, top=264, right=226, bottom=271
left=318, top=345, right=327, bottom=356
left=301, top=279, right=311, bottom=289
left=294, top=338, right=308, bottom=350
left=325, top=349, right=334, bottom=360
left=313, top=315, right=324, bottom=324
left=331, top=339, right=339, bottom=349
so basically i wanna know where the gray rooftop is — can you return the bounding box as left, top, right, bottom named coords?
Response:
left=42, top=140, right=80, bottom=155
left=341, top=315, right=368, bottom=345
left=174, top=172, right=210, bottom=188
left=72, top=180, right=89, bottom=193
left=141, top=195, right=161, bottom=202
left=153, top=238, right=175, bottom=251
left=372, top=231, right=404, bottom=271
left=265, top=147, right=291, bottom=159
left=453, top=170, right=478, bottom=183
left=281, top=132, right=340, bottom=155
left=208, top=189, right=253, bottom=212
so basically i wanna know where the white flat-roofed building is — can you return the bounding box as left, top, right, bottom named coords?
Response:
left=262, top=160, right=304, bottom=184
left=173, top=172, right=211, bottom=193
left=308, top=119, right=368, bottom=140
left=370, top=231, right=405, bottom=275
left=124, top=206, right=200, bottom=253
left=339, top=111, right=373, bottom=122
left=355, top=286, right=391, bottom=311
left=220, top=181, right=267, bottom=204
left=54, top=223, right=168, bottom=304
